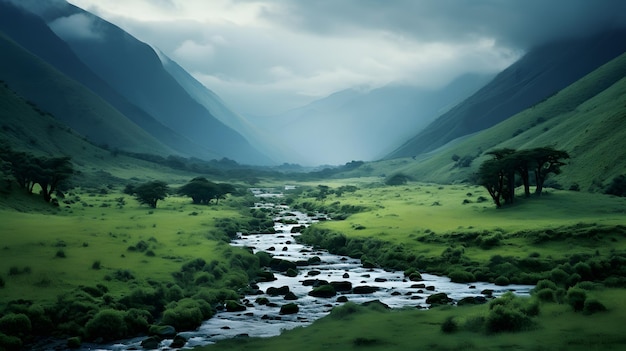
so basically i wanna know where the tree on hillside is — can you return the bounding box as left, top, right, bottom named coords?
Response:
left=178, top=177, right=236, bottom=205
left=34, top=156, right=73, bottom=203
left=477, top=158, right=506, bottom=208
left=178, top=177, right=218, bottom=205
left=477, top=146, right=569, bottom=207
left=528, top=147, right=570, bottom=195
left=0, top=144, right=73, bottom=202
left=132, top=181, right=169, bottom=208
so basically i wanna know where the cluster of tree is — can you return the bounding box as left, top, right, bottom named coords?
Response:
left=477, top=147, right=570, bottom=208
left=0, top=144, right=73, bottom=203
left=124, top=177, right=236, bottom=208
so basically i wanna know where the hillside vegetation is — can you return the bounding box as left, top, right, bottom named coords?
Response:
left=342, top=51, right=626, bottom=192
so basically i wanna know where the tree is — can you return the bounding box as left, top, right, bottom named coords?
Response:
left=34, top=156, right=73, bottom=203
left=132, top=181, right=169, bottom=208
left=477, top=158, right=506, bottom=208
left=486, top=148, right=516, bottom=204
left=178, top=177, right=218, bottom=205
left=215, top=183, right=236, bottom=204
left=528, top=147, right=569, bottom=195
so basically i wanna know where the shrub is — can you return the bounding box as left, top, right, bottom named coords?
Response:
left=85, top=309, right=127, bottom=341
left=494, top=276, right=510, bottom=286
left=583, top=299, right=607, bottom=315
left=605, top=174, right=626, bottom=197
left=91, top=261, right=101, bottom=270
left=441, top=316, right=458, bottom=333
left=0, top=314, right=31, bottom=337
left=0, top=332, right=22, bottom=351
left=566, top=288, right=587, bottom=311
left=124, top=308, right=152, bottom=335
left=535, top=288, right=555, bottom=302
left=485, top=305, right=531, bottom=333
left=448, top=270, right=475, bottom=283
left=55, top=249, right=66, bottom=258
left=161, top=298, right=212, bottom=331
left=67, top=336, right=81, bottom=349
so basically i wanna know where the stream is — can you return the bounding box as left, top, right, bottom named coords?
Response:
left=85, top=194, right=534, bottom=350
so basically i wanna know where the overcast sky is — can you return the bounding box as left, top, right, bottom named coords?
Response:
left=66, top=0, right=626, bottom=116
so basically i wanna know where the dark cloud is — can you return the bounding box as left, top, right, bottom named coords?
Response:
left=261, top=0, right=626, bottom=49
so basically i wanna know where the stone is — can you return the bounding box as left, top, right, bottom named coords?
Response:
left=279, top=303, right=299, bottom=315
left=362, top=300, right=390, bottom=309
left=284, top=291, right=298, bottom=300
left=141, top=336, right=160, bottom=350
left=336, top=296, right=349, bottom=303
left=353, top=286, right=380, bottom=294
left=308, top=284, right=336, bottom=298
left=170, top=334, right=187, bottom=349
left=426, top=292, right=452, bottom=305
left=330, top=281, right=353, bottom=292
left=149, top=325, right=176, bottom=338
left=267, top=285, right=290, bottom=296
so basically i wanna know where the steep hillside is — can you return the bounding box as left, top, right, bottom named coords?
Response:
left=28, top=1, right=271, bottom=165
left=387, top=29, right=626, bottom=160
left=253, top=74, right=491, bottom=165
left=0, top=32, right=175, bottom=157
left=0, top=1, right=218, bottom=160
left=348, top=51, right=626, bottom=192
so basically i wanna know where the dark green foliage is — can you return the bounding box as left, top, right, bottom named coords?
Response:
left=448, top=270, right=475, bottom=283
left=55, top=249, right=66, bottom=258
left=494, top=275, right=510, bottom=286
left=308, top=284, right=336, bottom=298
left=0, top=313, right=31, bottom=338
left=385, top=173, right=411, bottom=186
left=85, top=309, right=126, bottom=341
left=566, top=288, right=587, bottom=311
left=329, top=302, right=361, bottom=319
left=485, top=293, right=536, bottom=333
left=535, top=288, right=556, bottom=302
left=605, top=174, right=626, bottom=196
left=161, top=298, right=212, bottom=331
left=441, top=316, right=458, bottom=334
left=178, top=177, right=236, bottom=205
left=129, top=180, right=169, bottom=208
left=583, top=299, right=607, bottom=315
left=0, top=332, right=22, bottom=351
left=66, top=336, right=81, bottom=349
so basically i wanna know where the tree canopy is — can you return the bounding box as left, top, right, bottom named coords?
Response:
left=177, top=177, right=235, bottom=205
left=131, top=181, right=170, bottom=208
left=476, top=147, right=569, bottom=208
left=0, top=144, right=73, bottom=202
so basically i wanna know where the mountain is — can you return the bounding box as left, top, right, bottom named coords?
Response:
left=5, top=0, right=272, bottom=165
left=251, top=74, right=492, bottom=165
left=387, top=29, right=626, bottom=160
left=0, top=32, right=178, bottom=156
left=340, top=51, right=626, bottom=192
left=0, top=0, right=221, bottom=161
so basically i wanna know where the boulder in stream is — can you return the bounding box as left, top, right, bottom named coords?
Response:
left=267, top=285, right=291, bottom=296
left=279, top=303, right=300, bottom=315
left=330, top=281, right=353, bottom=292
left=170, top=334, right=188, bottom=348
left=353, top=286, right=380, bottom=294
left=141, top=336, right=160, bottom=350
left=308, top=284, right=337, bottom=298
left=426, top=292, right=452, bottom=305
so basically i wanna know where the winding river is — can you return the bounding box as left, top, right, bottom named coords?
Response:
left=88, top=195, right=533, bottom=350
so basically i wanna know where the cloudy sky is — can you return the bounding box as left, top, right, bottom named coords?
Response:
left=66, top=0, right=626, bottom=116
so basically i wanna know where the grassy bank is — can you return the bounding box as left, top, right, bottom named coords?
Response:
left=0, top=186, right=271, bottom=348
left=197, top=181, right=626, bottom=351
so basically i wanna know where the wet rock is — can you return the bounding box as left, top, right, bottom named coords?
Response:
left=307, top=270, right=321, bottom=276
left=308, top=256, right=322, bottom=265
left=256, top=271, right=276, bottom=282
left=330, top=281, right=353, bottom=292
left=267, top=285, right=290, bottom=296
left=481, top=289, right=494, bottom=296
left=336, top=296, right=349, bottom=303
left=411, top=283, right=426, bottom=288
left=391, top=291, right=402, bottom=296
left=267, top=246, right=276, bottom=251
left=457, top=296, right=488, bottom=305
left=141, top=336, right=160, bottom=350
left=270, top=258, right=297, bottom=272
left=353, top=286, right=380, bottom=294
left=308, top=284, right=337, bottom=298
left=149, top=325, right=176, bottom=338
left=170, top=334, right=187, bottom=349
left=282, top=246, right=288, bottom=251
left=408, top=272, right=423, bottom=281
left=225, top=300, right=247, bottom=312
left=374, top=277, right=388, bottom=282
left=343, top=273, right=350, bottom=278
left=285, top=268, right=298, bottom=277
left=284, top=291, right=298, bottom=300
left=426, top=292, right=452, bottom=305
left=302, top=279, right=329, bottom=287
left=279, top=303, right=299, bottom=315
left=255, top=297, right=270, bottom=305
left=426, top=286, right=436, bottom=291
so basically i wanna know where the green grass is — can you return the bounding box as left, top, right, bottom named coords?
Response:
left=0, top=189, right=250, bottom=304
left=199, top=287, right=626, bottom=351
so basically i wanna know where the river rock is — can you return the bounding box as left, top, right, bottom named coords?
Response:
left=225, top=300, right=247, bottom=312
left=343, top=272, right=350, bottom=278
left=481, top=289, right=494, bottom=296
left=279, top=303, right=300, bottom=315
left=330, top=281, right=353, bottom=292
left=411, top=283, right=426, bottom=288
left=374, top=277, right=388, bottom=282
left=353, top=285, right=380, bottom=294
left=336, top=296, right=349, bottom=303
left=308, top=284, right=336, bottom=298
left=426, top=292, right=452, bottom=305
left=284, top=291, right=298, bottom=300
left=362, top=299, right=390, bottom=309
left=307, top=270, right=322, bottom=276
left=457, top=296, right=488, bottom=305
left=267, top=285, right=290, bottom=296
left=255, top=297, right=269, bottom=305
left=302, top=279, right=329, bottom=287
left=170, top=334, right=187, bottom=349
left=408, top=272, right=423, bottom=281
left=148, top=325, right=176, bottom=338
left=141, top=336, right=160, bottom=350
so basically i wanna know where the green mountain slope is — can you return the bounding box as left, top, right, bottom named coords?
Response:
left=0, top=32, right=176, bottom=157
left=343, top=51, right=626, bottom=192
left=387, top=30, right=626, bottom=160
